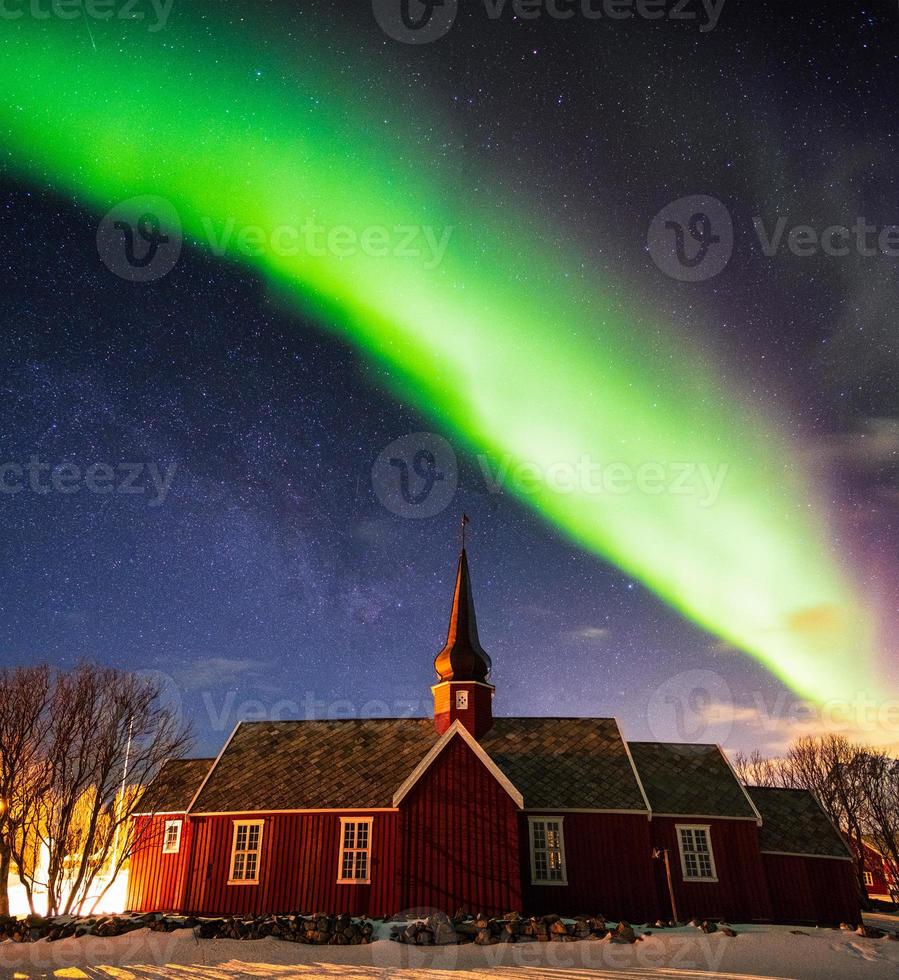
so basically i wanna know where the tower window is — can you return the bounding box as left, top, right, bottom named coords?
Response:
left=455, top=690, right=469, bottom=710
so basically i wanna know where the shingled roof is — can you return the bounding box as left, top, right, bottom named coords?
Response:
left=482, top=718, right=648, bottom=811
left=190, top=719, right=441, bottom=812
left=628, top=742, right=758, bottom=820
left=185, top=716, right=648, bottom=813
left=747, top=786, right=853, bottom=859
left=136, top=757, right=213, bottom=813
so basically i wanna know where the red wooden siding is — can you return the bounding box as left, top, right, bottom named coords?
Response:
left=127, top=815, right=192, bottom=912
left=520, top=812, right=657, bottom=921
left=855, top=841, right=896, bottom=900
left=762, top=853, right=859, bottom=924
left=650, top=818, right=773, bottom=922
left=183, top=810, right=398, bottom=917
left=399, top=735, right=521, bottom=916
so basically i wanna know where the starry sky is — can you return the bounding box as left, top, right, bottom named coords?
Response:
left=0, top=1, right=897, bottom=757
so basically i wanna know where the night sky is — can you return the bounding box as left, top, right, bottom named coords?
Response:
left=1, top=1, right=897, bottom=757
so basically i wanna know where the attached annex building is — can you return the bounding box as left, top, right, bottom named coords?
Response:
left=128, top=546, right=859, bottom=924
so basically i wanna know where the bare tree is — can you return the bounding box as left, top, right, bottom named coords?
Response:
left=10, top=663, right=191, bottom=915
left=0, top=666, right=53, bottom=916
left=858, top=752, right=899, bottom=904
left=732, top=748, right=793, bottom=787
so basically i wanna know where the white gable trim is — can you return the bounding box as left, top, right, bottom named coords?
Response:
left=185, top=721, right=243, bottom=815
left=716, top=744, right=763, bottom=826
left=392, top=720, right=524, bottom=809
left=616, top=718, right=653, bottom=820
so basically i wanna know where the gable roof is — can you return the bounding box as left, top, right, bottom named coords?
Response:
left=747, top=786, right=853, bottom=859
left=392, top=720, right=523, bottom=808
left=136, top=757, right=213, bottom=814
left=628, top=742, right=758, bottom=820
left=483, top=718, right=648, bottom=811
left=186, top=716, right=648, bottom=814
left=190, top=719, right=441, bottom=812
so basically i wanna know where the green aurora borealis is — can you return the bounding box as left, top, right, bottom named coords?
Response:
left=0, top=16, right=883, bottom=708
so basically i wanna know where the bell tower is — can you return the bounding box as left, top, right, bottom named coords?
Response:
left=432, top=516, right=494, bottom=739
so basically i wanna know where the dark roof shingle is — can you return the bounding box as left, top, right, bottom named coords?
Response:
left=189, top=716, right=648, bottom=813
left=748, top=786, right=852, bottom=859
left=191, top=719, right=441, bottom=812
left=138, top=758, right=213, bottom=813
left=629, top=742, right=756, bottom=819
left=482, top=718, right=647, bottom=811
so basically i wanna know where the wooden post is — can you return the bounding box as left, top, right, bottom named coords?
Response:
left=653, top=847, right=679, bottom=923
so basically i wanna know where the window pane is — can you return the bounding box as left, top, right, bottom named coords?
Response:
left=233, top=853, right=245, bottom=879
left=356, top=851, right=368, bottom=879
left=247, top=825, right=259, bottom=850
left=236, top=826, right=247, bottom=851
left=357, top=822, right=369, bottom=849
left=245, top=853, right=257, bottom=880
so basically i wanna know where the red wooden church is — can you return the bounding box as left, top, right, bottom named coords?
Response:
left=127, top=541, right=860, bottom=925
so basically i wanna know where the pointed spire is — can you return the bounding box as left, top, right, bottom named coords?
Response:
left=434, top=520, right=492, bottom=683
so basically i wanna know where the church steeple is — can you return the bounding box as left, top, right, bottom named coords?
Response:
left=434, top=546, right=492, bottom=683
left=432, top=517, right=495, bottom=738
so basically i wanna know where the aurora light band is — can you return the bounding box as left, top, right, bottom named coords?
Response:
left=0, top=16, right=881, bottom=706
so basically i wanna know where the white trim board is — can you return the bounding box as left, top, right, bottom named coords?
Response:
left=186, top=721, right=243, bottom=815
left=616, top=718, right=653, bottom=820
left=392, top=719, right=524, bottom=808
left=717, top=744, right=764, bottom=826
left=760, top=849, right=854, bottom=862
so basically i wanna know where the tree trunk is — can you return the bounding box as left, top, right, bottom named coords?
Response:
left=0, top=842, right=11, bottom=917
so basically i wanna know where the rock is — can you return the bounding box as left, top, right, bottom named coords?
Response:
left=612, top=921, right=636, bottom=944
left=856, top=924, right=884, bottom=939
left=839, top=922, right=854, bottom=931
left=721, top=927, right=737, bottom=937
left=700, top=921, right=717, bottom=934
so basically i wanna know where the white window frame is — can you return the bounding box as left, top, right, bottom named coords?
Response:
left=228, top=819, right=264, bottom=885
left=675, top=823, right=718, bottom=883
left=863, top=870, right=874, bottom=887
left=161, top=819, right=182, bottom=855
left=337, top=817, right=373, bottom=884
left=528, top=816, right=568, bottom=886
left=455, top=690, right=469, bottom=710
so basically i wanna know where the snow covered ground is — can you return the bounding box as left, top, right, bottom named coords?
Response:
left=1, top=916, right=898, bottom=979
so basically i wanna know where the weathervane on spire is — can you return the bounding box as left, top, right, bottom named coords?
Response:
left=460, top=512, right=470, bottom=552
